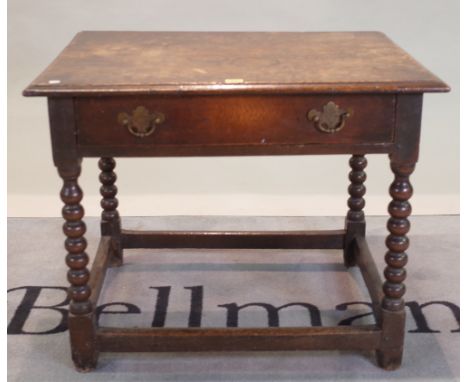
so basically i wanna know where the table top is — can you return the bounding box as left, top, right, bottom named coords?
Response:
left=23, top=31, right=449, bottom=97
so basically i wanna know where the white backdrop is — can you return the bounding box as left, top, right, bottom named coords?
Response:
left=7, top=0, right=459, bottom=217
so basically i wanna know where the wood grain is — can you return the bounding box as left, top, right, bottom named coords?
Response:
left=23, top=31, right=449, bottom=96
left=75, top=94, right=395, bottom=151
left=97, top=325, right=382, bottom=352
left=121, top=229, right=345, bottom=249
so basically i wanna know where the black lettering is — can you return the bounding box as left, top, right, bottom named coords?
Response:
left=150, top=286, right=171, bottom=327
left=7, top=286, right=69, bottom=334
left=185, top=286, right=203, bottom=327
left=406, top=300, right=460, bottom=333
left=96, top=302, right=141, bottom=324
left=219, top=302, right=322, bottom=327
left=335, top=301, right=374, bottom=326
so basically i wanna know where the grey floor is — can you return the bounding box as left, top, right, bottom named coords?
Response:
left=7, top=216, right=459, bottom=382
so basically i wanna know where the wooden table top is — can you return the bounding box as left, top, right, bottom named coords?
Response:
left=23, top=31, right=449, bottom=96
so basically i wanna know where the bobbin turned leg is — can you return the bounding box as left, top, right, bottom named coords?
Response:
left=99, top=157, right=122, bottom=267
left=376, top=162, right=415, bottom=370
left=59, top=164, right=98, bottom=371
left=344, top=154, right=367, bottom=267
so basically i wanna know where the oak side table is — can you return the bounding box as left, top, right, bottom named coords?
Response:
left=24, top=31, right=449, bottom=372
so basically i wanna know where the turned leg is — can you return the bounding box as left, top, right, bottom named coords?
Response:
left=59, top=165, right=98, bottom=371
left=376, top=162, right=415, bottom=370
left=99, top=157, right=122, bottom=266
left=344, top=154, right=367, bottom=267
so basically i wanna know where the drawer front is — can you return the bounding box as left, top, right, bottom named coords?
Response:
left=76, top=95, right=395, bottom=150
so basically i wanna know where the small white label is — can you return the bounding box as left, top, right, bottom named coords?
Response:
left=48, top=79, right=61, bottom=84
left=224, top=78, right=244, bottom=84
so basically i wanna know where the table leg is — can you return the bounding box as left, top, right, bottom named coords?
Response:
left=99, top=157, right=122, bottom=266
left=377, top=162, right=415, bottom=370
left=58, top=164, right=98, bottom=371
left=344, top=154, right=367, bottom=266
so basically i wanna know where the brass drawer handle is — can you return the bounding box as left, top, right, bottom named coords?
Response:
left=117, top=106, right=165, bottom=137
left=307, top=101, right=352, bottom=133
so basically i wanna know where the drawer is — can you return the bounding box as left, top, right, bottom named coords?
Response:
left=75, top=95, right=395, bottom=150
